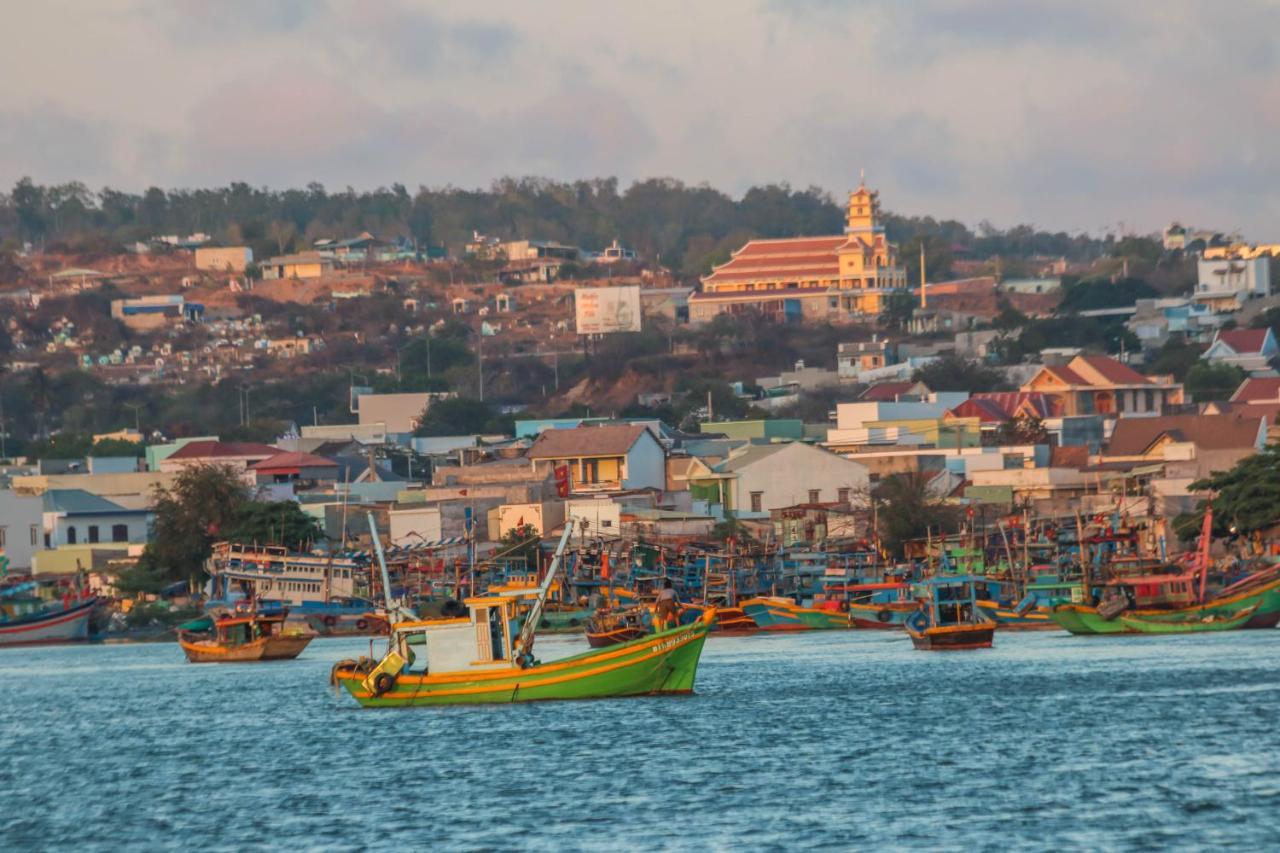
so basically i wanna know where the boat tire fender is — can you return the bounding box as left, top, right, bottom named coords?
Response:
left=877, top=609, right=893, bottom=624
left=372, top=672, right=396, bottom=696
left=323, top=615, right=337, bottom=627
left=355, top=619, right=368, bottom=631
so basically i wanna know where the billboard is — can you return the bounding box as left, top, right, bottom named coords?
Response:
left=574, top=285, right=641, bottom=335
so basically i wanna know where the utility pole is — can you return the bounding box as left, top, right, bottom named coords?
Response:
left=919, top=242, right=927, bottom=309
left=707, top=389, right=713, bottom=423
left=477, top=332, right=484, bottom=401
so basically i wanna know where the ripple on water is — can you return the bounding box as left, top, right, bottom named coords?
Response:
left=2, top=630, right=1279, bottom=850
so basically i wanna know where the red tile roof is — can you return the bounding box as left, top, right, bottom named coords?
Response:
left=1105, top=414, right=1263, bottom=456
left=703, top=236, right=845, bottom=284
left=250, top=451, right=340, bottom=471
left=1073, top=355, right=1152, bottom=385
left=167, top=440, right=280, bottom=461
left=1231, top=377, right=1280, bottom=402
left=527, top=423, right=654, bottom=459
left=1216, top=328, right=1271, bottom=354
left=860, top=381, right=916, bottom=401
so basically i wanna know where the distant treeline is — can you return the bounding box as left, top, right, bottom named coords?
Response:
left=0, top=176, right=1114, bottom=275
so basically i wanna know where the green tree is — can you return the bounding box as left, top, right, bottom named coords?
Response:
left=414, top=396, right=505, bottom=437
left=912, top=354, right=1007, bottom=393
left=116, top=465, right=250, bottom=593
left=226, top=500, right=323, bottom=550
left=1148, top=338, right=1203, bottom=381
left=1175, top=446, right=1280, bottom=540
left=986, top=415, right=1050, bottom=446
left=497, top=523, right=540, bottom=566
left=1057, top=277, right=1158, bottom=314
left=874, top=474, right=961, bottom=558
left=1185, top=361, right=1246, bottom=402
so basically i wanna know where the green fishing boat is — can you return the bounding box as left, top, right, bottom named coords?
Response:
left=1051, top=573, right=1280, bottom=635
left=1118, top=605, right=1259, bottom=634
left=330, top=514, right=714, bottom=707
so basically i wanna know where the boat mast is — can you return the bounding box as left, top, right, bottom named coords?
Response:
left=367, top=512, right=413, bottom=624
left=513, top=522, right=577, bottom=660
left=1197, top=503, right=1213, bottom=603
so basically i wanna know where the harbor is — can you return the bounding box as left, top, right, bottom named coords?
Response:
left=5, top=629, right=1278, bottom=849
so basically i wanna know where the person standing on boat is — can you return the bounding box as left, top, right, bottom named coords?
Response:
left=655, top=579, right=680, bottom=630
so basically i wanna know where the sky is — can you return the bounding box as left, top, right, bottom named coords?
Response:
left=3, top=0, right=1280, bottom=237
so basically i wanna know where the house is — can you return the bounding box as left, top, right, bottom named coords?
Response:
left=41, top=489, right=152, bottom=548
left=837, top=338, right=897, bottom=379
left=859, top=381, right=931, bottom=402
left=1101, top=414, right=1267, bottom=481
left=1230, top=376, right=1280, bottom=403
left=595, top=239, right=638, bottom=264
left=195, top=246, right=253, bottom=273
left=158, top=441, right=280, bottom=473
left=1202, top=328, right=1278, bottom=375
left=1021, top=355, right=1183, bottom=416
left=526, top=424, right=666, bottom=493
left=0, top=489, right=45, bottom=572
left=249, top=452, right=340, bottom=487
left=944, top=392, right=1061, bottom=437
left=356, top=392, right=449, bottom=434
left=259, top=253, right=334, bottom=280
left=688, top=442, right=869, bottom=517
left=1125, top=297, right=1223, bottom=347
left=110, top=295, right=203, bottom=330
left=1194, top=256, right=1271, bottom=312
left=771, top=502, right=866, bottom=546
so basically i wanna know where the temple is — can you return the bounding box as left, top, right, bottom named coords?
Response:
left=689, top=180, right=908, bottom=323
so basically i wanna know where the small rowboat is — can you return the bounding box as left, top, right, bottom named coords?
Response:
left=1118, top=604, right=1259, bottom=634
left=585, top=606, right=651, bottom=648
left=179, top=611, right=315, bottom=663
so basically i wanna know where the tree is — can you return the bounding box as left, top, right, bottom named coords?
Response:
left=226, top=500, right=323, bottom=550
left=497, top=523, right=540, bottom=567
left=413, top=396, right=502, bottom=437
left=986, top=415, right=1050, bottom=446
left=874, top=474, right=961, bottom=558
left=912, top=354, right=1007, bottom=393
left=1057, top=276, right=1158, bottom=314
left=1148, top=338, right=1204, bottom=382
left=1175, top=446, right=1280, bottom=540
left=117, top=465, right=250, bottom=592
left=1185, top=361, right=1246, bottom=403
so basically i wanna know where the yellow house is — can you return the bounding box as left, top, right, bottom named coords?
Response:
left=260, top=253, right=334, bottom=280
left=690, top=178, right=907, bottom=323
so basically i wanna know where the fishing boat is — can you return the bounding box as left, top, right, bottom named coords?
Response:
left=740, top=596, right=851, bottom=631
left=1118, top=605, right=1260, bottom=634
left=834, top=582, right=916, bottom=630
left=178, top=610, right=315, bottom=663
left=0, top=594, right=98, bottom=647
left=305, top=611, right=389, bottom=637
left=331, top=514, right=715, bottom=707
left=904, top=576, right=996, bottom=651
left=710, top=606, right=758, bottom=633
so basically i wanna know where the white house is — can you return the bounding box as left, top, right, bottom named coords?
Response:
left=41, top=489, right=152, bottom=548
left=526, top=424, right=666, bottom=493
left=690, top=442, right=870, bottom=517
left=1195, top=256, right=1271, bottom=312
left=1202, top=328, right=1279, bottom=375
left=0, top=489, right=46, bottom=572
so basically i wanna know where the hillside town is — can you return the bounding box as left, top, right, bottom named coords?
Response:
left=2, top=176, right=1279, bottom=625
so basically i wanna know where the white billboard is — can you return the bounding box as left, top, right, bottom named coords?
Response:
left=575, top=285, right=641, bottom=335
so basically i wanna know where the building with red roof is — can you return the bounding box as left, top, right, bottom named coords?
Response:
left=690, top=181, right=907, bottom=324
left=158, top=440, right=281, bottom=472
left=1229, top=376, right=1280, bottom=403
left=1021, top=355, right=1183, bottom=416
left=250, top=451, right=340, bottom=486
left=1202, top=327, right=1278, bottom=375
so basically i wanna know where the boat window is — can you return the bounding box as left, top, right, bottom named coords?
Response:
left=490, top=607, right=506, bottom=661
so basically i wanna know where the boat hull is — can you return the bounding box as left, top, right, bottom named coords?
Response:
left=711, top=607, right=758, bottom=634
left=335, top=619, right=711, bottom=707
left=306, top=613, right=388, bottom=637
left=976, top=601, right=1059, bottom=631
left=741, top=598, right=851, bottom=631
left=1118, top=607, right=1259, bottom=634
left=906, top=622, right=995, bottom=651
left=1051, top=578, right=1280, bottom=635
left=0, top=598, right=97, bottom=647
left=179, top=633, right=315, bottom=663
left=848, top=602, right=915, bottom=630
left=585, top=625, right=648, bottom=648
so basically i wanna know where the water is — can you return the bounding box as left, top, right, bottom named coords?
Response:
left=3, top=630, right=1279, bottom=851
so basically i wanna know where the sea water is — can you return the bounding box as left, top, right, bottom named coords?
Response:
left=2, top=630, right=1278, bottom=851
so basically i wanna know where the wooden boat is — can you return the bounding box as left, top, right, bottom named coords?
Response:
left=0, top=596, right=98, bottom=647
left=905, top=576, right=996, bottom=651
left=584, top=605, right=651, bottom=648
left=332, top=515, right=713, bottom=707
left=1051, top=575, right=1280, bottom=635
left=740, top=596, right=852, bottom=631
left=1118, top=604, right=1259, bottom=634
left=711, top=606, right=757, bottom=633
left=178, top=611, right=316, bottom=663
left=306, top=611, right=389, bottom=637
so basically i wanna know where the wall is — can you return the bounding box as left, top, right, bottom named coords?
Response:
left=356, top=392, right=436, bottom=434
left=195, top=246, right=252, bottom=272
left=623, top=432, right=667, bottom=491
left=49, top=511, right=151, bottom=548
left=388, top=506, right=443, bottom=546
left=565, top=498, right=622, bottom=535
left=730, top=444, right=869, bottom=514
left=12, top=471, right=178, bottom=499
left=0, top=490, right=45, bottom=572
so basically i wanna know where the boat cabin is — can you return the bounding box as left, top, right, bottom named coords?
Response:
left=1110, top=572, right=1198, bottom=609
left=914, top=575, right=984, bottom=628
left=213, top=614, right=286, bottom=646
left=392, top=596, right=523, bottom=675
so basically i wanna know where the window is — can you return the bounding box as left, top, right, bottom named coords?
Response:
left=1116, top=393, right=1126, bottom=413
left=30, top=525, right=38, bottom=547
left=808, top=490, right=821, bottom=504
left=750, top=492, right=763, bottom=513
left=1145, top=389, right=1155, bottom=412
left=0, top=527, right=5, bottom=548
left=838, top=488, right=851, bottom=504
left=66, top=526, right=78, bottom=545
left=112, top=524, right=128, bottom=543
left=88, top=526, right=100, bottom=544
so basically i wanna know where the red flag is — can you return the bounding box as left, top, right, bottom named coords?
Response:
left=600, top=553, right=610, bottom=580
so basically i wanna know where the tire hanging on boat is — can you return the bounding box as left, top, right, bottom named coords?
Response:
left=355, top=619, right=368, bottom=631
left=372, top=672, right=396, bottom=696
left=323, top=615, right=337, bottom=627
left=877, top=609, right=893, bottom=624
